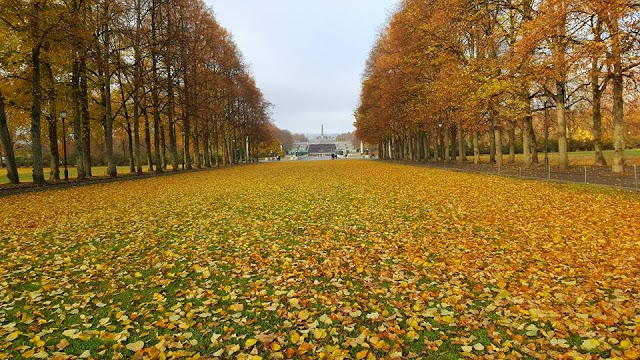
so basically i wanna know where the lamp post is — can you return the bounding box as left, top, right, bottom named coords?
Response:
left=438, top=123, right=444, bottom=161
left=181, top=130, right=185, bottom=170
left=232, top=138, right=236, bottom=164
left=60, top=110, right=69, bottom=181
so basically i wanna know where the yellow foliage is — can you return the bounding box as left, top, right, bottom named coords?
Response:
left=0, top=161, right=638, bottom=359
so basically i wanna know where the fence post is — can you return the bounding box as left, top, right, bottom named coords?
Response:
left=519, top=168, right=522, bottom=178
left=635, top=165, right=638, bottom=189
left=548, top=164, right=551, bottom=180
left=584, top=166, right=587, bottom=184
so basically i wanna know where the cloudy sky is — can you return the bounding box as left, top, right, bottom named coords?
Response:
left=205, top=1, right=399, bottom=135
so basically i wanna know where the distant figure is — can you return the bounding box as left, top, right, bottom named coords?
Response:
left=277, top=155, right=281, bottom=161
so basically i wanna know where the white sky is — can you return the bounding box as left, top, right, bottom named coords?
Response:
left=206, top=1, right=399, bottom=134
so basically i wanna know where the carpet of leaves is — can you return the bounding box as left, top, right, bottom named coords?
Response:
left=0, top=161, right=638, bottom=360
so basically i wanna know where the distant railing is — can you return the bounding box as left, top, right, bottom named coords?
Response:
left=398, top=160, right=639, bottom=190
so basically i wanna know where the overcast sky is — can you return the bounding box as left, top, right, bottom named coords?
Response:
left=206, top=1, right=398, bottom=135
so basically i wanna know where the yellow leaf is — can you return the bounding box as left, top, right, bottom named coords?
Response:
left=5, top=331, right=20, bottom=342
left=624, top=349, right=639, bottom=360
left=357, top=349, right=369, bottom=359
left=495, top=290, right=511, bottom=300
left=319, top=314, right=333, bottom=324
left=290, top=331, right=301, bottom=344
left=298, top=310, right=310, bottom=320
left=126, top=340, right=145, bottom=352
left=62, top=329, right=79, bottom=339
left=581, top=339, right=600, bottom=351
left=245, top=338, right=258, bottom=349
left=406, top=330, right=419, bottom=341
left=32, top=351, right=48, bottom=359
left=210, top=333, right=221, bottom=345
left=56, top=339, right=70, bottom=350
left=313, top=329, right=326, bottom=339
left=30, top=335, right=45, bottom=347
left=227, top=344, right=240, bottom=356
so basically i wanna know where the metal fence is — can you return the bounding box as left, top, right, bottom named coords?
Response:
left=409, top=161, right=640, bottom=190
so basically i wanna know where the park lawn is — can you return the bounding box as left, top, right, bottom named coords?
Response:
left=1, top=166, right=153, bottom=185
left=0, top=161, right=638, bottom=359
left=477, top=149, right=640, bottom=167
left=3, top=149, right=640, bottom=185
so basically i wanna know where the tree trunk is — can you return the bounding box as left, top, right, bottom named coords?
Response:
left=194, top=120, right=201, bottom=168
left=44, top=64, right=60, bottom=180
left=444, top=128, right=451, bottom=161
left=167, top=68, right=179, bottom=171
left=116, top=64, right=135, bottom=174
left=592, top=87, right=606, bottom=167
left=134, top=0, right=143, bottom=175
left=610, top=14, right=625, bottom=173
left=508, top=121, right=516, bottom=163
left=489, top=120, right=496, bottom=163
left=457, top=122, right=466, bottom=163
left=204, top=123, right=211, bottom=167
left=71, top=58, right=85, bottom=179
left=46, top=116, right=60, bottom=181
left=494, top=124, right=503, bottom=168
left=590, top=19, right=607, bottom=167
left=152, top=85, right=162, bottom=173
left=80, top=59, right=92, bottom=176
left=553, top=4, right=569, bottom=171
left=161, top=124, right=167, bottom=170
left=127, top=121, right=135, bottom=173
left=101, top=8, right=116, bottom=178
left=424, top=132, right=430, bottom=161
left=523, top=107, right=538, bottom=167
left=214, top=133, right=219, bottom=166
left=30, top=4, right=45, bottom=184
left=473, top=131, right=480, bottom=164
left=0, top=90, right=19, bottom=184
left=528, top=117, right=539, bottom=164
left=151, top=0, right=162, bottom=174
left=544, top=105, right=550, bottom=165
left=556, top=86, right=569, bottom=170
left=523, top=115, right=531, bottom=168
left=144, top=109, right=153, bottom=171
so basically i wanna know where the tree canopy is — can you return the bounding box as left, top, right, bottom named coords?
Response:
left=0, top=0, right=278, bottom=184
left=356, top=0, right=640, bottom=172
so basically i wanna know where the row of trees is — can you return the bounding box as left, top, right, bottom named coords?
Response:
left=356, top=0, right=640, bottom=172
left=0, top=0, right=276, bottom=184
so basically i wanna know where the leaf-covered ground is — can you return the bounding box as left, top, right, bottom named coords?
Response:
left=0, top=161, right=638, bottom=360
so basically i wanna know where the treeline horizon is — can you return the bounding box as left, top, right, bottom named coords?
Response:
left=0, top=0, right=279, bottom=185
left=356, top=0, right=640, bottom=172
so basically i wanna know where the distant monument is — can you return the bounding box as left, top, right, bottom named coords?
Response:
left=290, top=125, right=356, bottom=157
